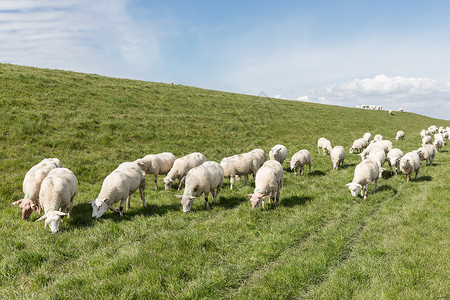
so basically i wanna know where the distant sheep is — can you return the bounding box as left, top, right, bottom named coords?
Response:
left=269, top=144, right=288, bottom=164
left=246, top=160, right=283, bottom=209
left=36, top=168, right=78, bottom=233
left=12, top=158, right=62, bottom=220
left=136, top=152, right=176, bottom=189
left=330, top=146, right=346, bottom=170
left=289, top=149, right=312, bottom=175
left=433, top=139, right=444, bottom=152
left=386, top=148, right=404, bottom=175
left=163, top=152, right=206, bottom=191
left=372, top=134, right=383, bottom=143
left=389, top=110, right=393, bottom=115
left=176, top=161, right=224, bottom=212
left=350, top=138, right=368, bottom=154
left=346, top=159, right=384, bottom=200
left=317, top=137, right=332, bottom=155
left=395, top=131, right=405, bottom=140
left=221, top=152, right=257, bottom=189
left=422, top=136, right=433, bottom=145
left=415, top=145, right=437, bottom=166
left=399, top=152, right=421, bottom=183
left=363, top=132, right=372, bottom=143
left=398, top=108, right=404, bottom=112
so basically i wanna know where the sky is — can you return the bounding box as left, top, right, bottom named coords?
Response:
left=1, top=0, right=449, bottom=120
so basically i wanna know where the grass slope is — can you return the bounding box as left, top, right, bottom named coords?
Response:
left=0, top=63, right=449, bottom=299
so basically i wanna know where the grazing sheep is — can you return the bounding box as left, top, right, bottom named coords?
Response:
left=249, top=148, right=267, bottom=170
left=389, top=110, right=393, bottom=115
left=350, top=138, right=368, bottom=154
left=317, top=137, right=332, bottom=155
left=246, top=160, right=283, bottom=209
left=428, top=125, right=438, bottom=133
left=12, top=158, right=62, bottom=220
left=221, top=153, right=257, bottom=189
left=398, top=108, right=404, bottom=112
left=434, top=133, right=446, bottom=145
left=363, top=132, right=372, bottom=143
left=360, top=140, right=394, bottom=159
left=163, top=152, right=206, bottom=191
left=176, top=161, right=224, bottom=212
left=330, top=146, right=346, bottom=170
left=433, top=139, right=444, bottom=152
left=346, top=159, right=384, bottom=200
left=367, top=147, right=386, bottom=169
left=415, top=145, right=437, bottom=166
left=269, top=144, right=288, bottom=164
left=289, top=150, right=312, bottom=175
left=442, top=132, right=449, bottom=139
left=136, top=152, right=176, bottom=189
left=420, top=129, right=426, bottom=138
left=90, top=161, right=146, bottom=219
left=399, top=152, right=421, bottom=183
left=36, top=168, right=78, bottom=233
left=386, top=148, right=404, bottom=175
left=422, top=136, right=433, bottom=145
left=395, top=131, right=405, bottom=140
left=372, top=134, right=383, bottom=143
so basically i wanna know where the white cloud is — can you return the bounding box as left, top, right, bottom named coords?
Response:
left=299, top=74, right=450, bottom=119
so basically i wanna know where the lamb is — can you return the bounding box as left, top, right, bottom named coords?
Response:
left=163, top=152, right=206, bottom=191
left=363, top=132, right=372, bottom=143
left=346, top=159, right=384, bottom=200
left=269, top=144, right=288, bottom=164
left=221, top=153, right=257, bottom=189
left=136, top=152, right=176, bottom=189
left=367, top=147, right=386, bottom=169
left=350, top=138, right=368, bottom=154
left=317, top=137, right=332, bottom=155
left=359, top=140, right=393, bottom=159
left=176, top=161, right=224, bottom=212
left=395, top=131, right=405, bottom=140
left=12, top=158, right=62, bottom=220
left=399, top=152, right=421, bottom=182
left=289, top=150, right=311, bottom=175
left=90, top=161, right=146, bottom=219
left=422, top=136, right=433, bottom=145
left=415, top=144, right=437, bottom=166
left=36, top=168, right=78, bottom=233
left=386, top=148, right=404, bottom=175
left=330, top=146, right=346, bottom=170
left=246, top=160, right=283, bottom=209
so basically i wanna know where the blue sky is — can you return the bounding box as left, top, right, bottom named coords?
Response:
left=1, top=0, right=449, bottom=119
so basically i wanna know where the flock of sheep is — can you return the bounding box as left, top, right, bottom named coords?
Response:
left=12, top=125, right=449, bottom=233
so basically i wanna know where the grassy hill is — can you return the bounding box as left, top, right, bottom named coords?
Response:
left=0, top=63, right=449, bottom=299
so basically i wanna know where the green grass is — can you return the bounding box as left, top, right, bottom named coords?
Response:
left=0, top=63, right=449, bottom=299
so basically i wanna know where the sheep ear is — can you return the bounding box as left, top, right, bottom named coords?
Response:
left=12, top=199, right=24, bottom=205
left=101, top=198, right=108, bottom=204
left=175, top=195, right=183, bottom=198
left=36, top=214, right=47, bottom=221
left=345, top=183, right=352, bottom=186
left=55, top=211, right=68, bottom=216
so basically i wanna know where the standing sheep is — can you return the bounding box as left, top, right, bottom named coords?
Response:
left=386, top=148, right=404, bottom=175
left=176, top=161, right=224, bottom=212
left=137, top=152, right=176, bottom=189
left=269, top=144, right=288, bottom=164
left=359, top=140, right=393, bottom=159
left=12, top=158, right=62, bottom=220
left=422, top=136, right=433, bottom=145
left=289, top=149, right=312, bottom=175
left=399, top=152, right=422, bottom=183
left=249, top=148, right=267, bottom=170
left=221, top=153, right=257, bottom=189
left=317, top=138, right=332, bottom=155
left=415, top=145, right=436, bottom=166
left=163, top=152, right=206, bottom=191
left=363, top=132, right=372, bottom=143
left=90, top=161, right=146, bottom=219
left=36, top=168, right=78, bottom=233
left=367, top=147, right=386, bottom=169
left=330, top=146, right=346, bottom=170
left=372, top=134, right=383, bottom=143
left=350, top=138, right=368, bottom=154
left=395, top=131, right=405, bottom=140
left=246, top=160, right=283, bottom=209
left=346, top=159, right=384, bottom=200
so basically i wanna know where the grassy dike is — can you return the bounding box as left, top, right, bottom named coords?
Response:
left=0, top=63, right=449, bottom=299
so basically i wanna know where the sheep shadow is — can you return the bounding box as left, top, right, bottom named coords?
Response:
left=309, top=170, right=326, bottom=177
left=215, top=195, right=248, bottom=209
left=375, top=185, right=398, bottom=195
left=340, top=163, right=356, bottom=170
left=281, top=195, right=312, bottom=208
left=414, top=175, right=432, bottom=182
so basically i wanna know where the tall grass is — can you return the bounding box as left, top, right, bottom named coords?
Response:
left=0, top=63, right=449, bottom=299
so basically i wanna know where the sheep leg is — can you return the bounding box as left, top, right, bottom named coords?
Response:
left=308, top=163, right=311, bottom=174
left=406, top=174, right=410, bottom=183
left=177, top=176, right=186, bottom=191
left=108, top=203, right=122, bottom=216
left=414, top=170, right=419, bottom=179
left=363, top=186, right=368, bottom=200
left=139, top=186, right=146, bottom=208
left=67, top=196, right=74, bottom=219
left=276, top=188, right=280, bottom=205
left=230, top=176, right=234, bottom=190
left=374, top=179, right=378, bottom=192
left=293, top=168, right=298, bottom=175
left=212, top=187, right=220, bottom=204
left=204, top=193, right=211, bottom=210
left=154, top=175, right=158, bottom=189
left=243, top=174, right=249, bottom=187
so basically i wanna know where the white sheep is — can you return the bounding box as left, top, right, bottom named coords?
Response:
left=221, top=153, right=257, bottom=189
left=395, top=131, right=405, bottom=140
left=346, top=159, right=384, bottom=200
left=386, top=148, right=404, bottom=175
left=12, top=158, right=62, bottom=220
left=367, top=147, right=386, bottom=169
left=137, top=152, right=176, bottom=189
left=389, top=110, right=393, bottom=115
left=434, top=133, right=446, bottom=145
left=415, top=144, right=437, bottom=166
left=249, top=148, right=267, bottom=170
left=330, top=146, right=346, bottom=170
left=349, top=138, right=368, bottom=154
left=363, top=132, right=372, bottom=143
left=433, top=139, right=444, bottom=152
left=422, top=136, right=433, bottom=145
left=398, top=108, right=404, bottom=112
left=289, top=149, right=312, bottom=175
left=176, top=161, right=224, bottom=212
left=163, top=152, right=206, bottom=191
left=399, top=152, right=421, bottom=183
left=36, top=168, right=78, bottom=233
left=359, top=140, right=393, bottom=159
left=269, top=144, right=287, bottom=164
left=317, top=137, right=332, bottom=155
left=428, top=125, right=438, bottom=133
left=246, top=160, right=283, bottom=209
left=372, top=134, right=383, bottom=143
left=90, top=161, right=146, bottom=219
